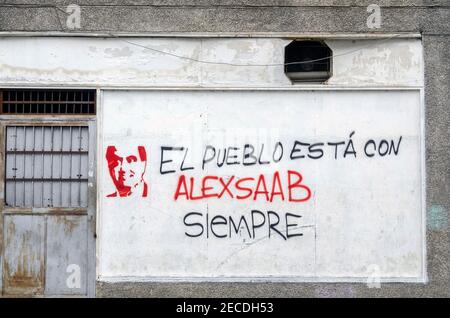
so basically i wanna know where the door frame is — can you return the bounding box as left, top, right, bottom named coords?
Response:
left=0, top=115, right=97, bottom=297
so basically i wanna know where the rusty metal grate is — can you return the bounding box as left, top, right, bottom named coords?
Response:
left=0, top=89, right=96, bottom=115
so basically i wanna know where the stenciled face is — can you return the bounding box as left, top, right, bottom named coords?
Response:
left=106, top=146, right=147, bottom=196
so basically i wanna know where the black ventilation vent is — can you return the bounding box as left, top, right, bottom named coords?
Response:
left=284, top=40, right=332, bottom=82
left=0, top=89, right=96, bottom=115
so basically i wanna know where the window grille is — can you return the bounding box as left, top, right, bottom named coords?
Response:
left=5, top=126, right=89, bottom=208
left=0, top=89, right=96, bottom=115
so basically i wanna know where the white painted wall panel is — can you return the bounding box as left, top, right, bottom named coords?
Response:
left=0, top=37, right=423, bottom=87
left=98, top=89, right=424, bottom=281
left=326, top=39, right=423, bottom=86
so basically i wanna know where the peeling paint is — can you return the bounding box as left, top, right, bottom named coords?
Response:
left=104, top=46, right=134, bottom=58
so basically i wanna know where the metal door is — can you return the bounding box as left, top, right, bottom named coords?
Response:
left=0, top=122, right=96, bottom=297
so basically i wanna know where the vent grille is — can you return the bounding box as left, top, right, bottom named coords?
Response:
left=0, top=89, right=96, bottom=115
left=284, top=40, right=332, bottom=82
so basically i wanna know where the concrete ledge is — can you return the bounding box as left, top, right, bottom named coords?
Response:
left=0, top=5, right=449, bottom=34
left=96, top=281, right=449, bottom=298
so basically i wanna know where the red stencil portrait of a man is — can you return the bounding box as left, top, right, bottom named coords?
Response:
left=105, top=145, right=149, bottom=198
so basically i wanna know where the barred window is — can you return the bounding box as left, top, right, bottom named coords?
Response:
left=5, top=126, right=89, bottom=208
left=0, top=89, right=96, bottom=115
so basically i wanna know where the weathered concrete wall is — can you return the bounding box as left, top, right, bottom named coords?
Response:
left=0, top=1, right=449, bottom=34
left=0, top=37, right=424, bottom=87
left=0, top=1, right=448, bottom=297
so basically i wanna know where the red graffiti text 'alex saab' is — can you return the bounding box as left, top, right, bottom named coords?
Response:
left=173, top=170, right=311, bottom=203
